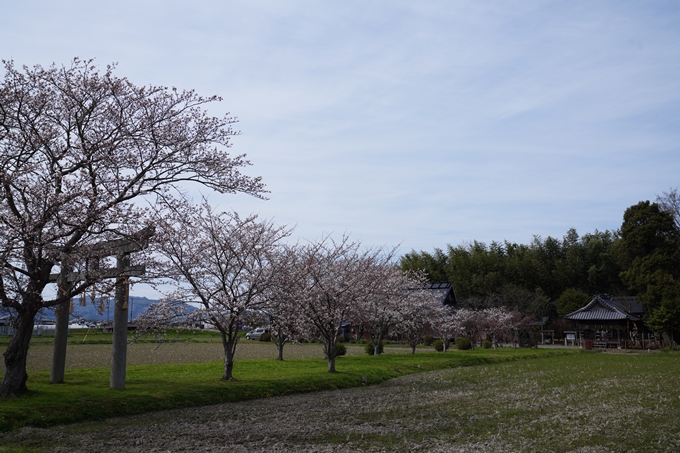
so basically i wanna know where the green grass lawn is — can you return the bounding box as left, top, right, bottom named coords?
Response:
left=0, top=347, right=569, bottom=432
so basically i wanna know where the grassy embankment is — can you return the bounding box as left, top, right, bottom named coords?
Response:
left=0, top=340, right=572, bottom=432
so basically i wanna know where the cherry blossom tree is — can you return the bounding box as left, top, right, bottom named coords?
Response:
left=261, top=244, right=307, bottom=361
left=430, top=304, right=460, bottom=352
left=145, top=201, right=290, bottom=381
left=0, top=59, right=265, bottom=396
left=453, top=307, right=531, bottom=349
left=394, top=275, right=440, bottom=354
left=431, top=307, right=486, bottom=351
left=355, top=265, right=429, bottom=356
left=296, top=236, right=377, bottom=373
left=505, top=310, right=533, bottom=348
left=455, top=308, right=486, bottom=350
left=480, top=307, right=514, bottom=349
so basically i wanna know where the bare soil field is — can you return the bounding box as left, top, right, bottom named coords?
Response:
left=3, top=351, right=679, bottom=452
left=23, top=342, right=403, bottom=372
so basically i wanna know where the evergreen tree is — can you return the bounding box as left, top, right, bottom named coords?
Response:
left=615, top=201, right=680, bottom=343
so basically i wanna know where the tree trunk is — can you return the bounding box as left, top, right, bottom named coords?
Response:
left=223, top=356, right=234, bottom=381
left=327, top=355, right=336, bottom=373
left=276, top=327, right=285, bottom=361
left=410, top=342, right=417, bottom=354
left=221, top=331, right=237, bottom=381
left=276, top=341, right=285, bottom=361
left=326, top=341, right=336, bottom=373
left=372, top=336, right=382, bottom=356
left=1, top=307, right=37, bottom=397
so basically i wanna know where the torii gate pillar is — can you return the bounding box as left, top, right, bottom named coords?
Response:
left=50, top=294, right=71, bottom=383
left=110, top=253, right=130, bottom=390
left=48, top=226, right=152, bottom=388
left=50, top=262, right=74, bottom=384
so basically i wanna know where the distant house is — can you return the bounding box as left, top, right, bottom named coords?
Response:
left=426, top=282, right=458, bottom=307
left=563, top=294, right=659, bottom=349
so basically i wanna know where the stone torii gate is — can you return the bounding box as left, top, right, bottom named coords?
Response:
left=49, top=227, right=153, bottom=390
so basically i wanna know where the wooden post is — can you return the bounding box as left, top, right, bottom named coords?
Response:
left=50, top=263, right=73, bottom=384
left=50, top=299, right=70, bottom=384
left=110, top=254, right=130, bottom=390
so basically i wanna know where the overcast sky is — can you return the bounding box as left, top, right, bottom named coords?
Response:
left=3, top=1, right=680, bottom=297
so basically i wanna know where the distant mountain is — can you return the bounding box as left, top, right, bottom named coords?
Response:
left=34, top=296, right=160, bottom=323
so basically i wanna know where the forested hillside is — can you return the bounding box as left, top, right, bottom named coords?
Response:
left=401, top=228, right=621, bottom=318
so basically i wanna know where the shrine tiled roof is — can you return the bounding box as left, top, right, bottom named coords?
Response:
left=426, top=282, right=458, bottom=307
left=564, top=295, right=642, bottom=322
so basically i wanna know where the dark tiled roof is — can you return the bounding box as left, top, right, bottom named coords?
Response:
left=564, top=294, right=642, bottom=321
left=607, top=296, right=643, bottom=315
left=429, top=282, right=452, bottom=290
left=426, top=282, right=457, bottom=307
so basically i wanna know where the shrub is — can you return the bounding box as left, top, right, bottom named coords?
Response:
left=483, top=339, right=492, bottom=349
left=364, top=341, right=384, bottom=355
left=433, top=339, right=444, bottom=352
left=455, top=337, right=472, bottom=350
left=260, top=332, right=271, bottom=342
left=324, top=342, right=346, bottom=359
left=423, top=335, right=434, bottom=346
left=335, top=342, right=347, bottom=357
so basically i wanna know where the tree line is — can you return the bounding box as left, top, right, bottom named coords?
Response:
left=400, top=192, right=680, bottom=343
left=4, top=59, right=522, bottom=395
left=135, top=202, right=534, bottom=381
